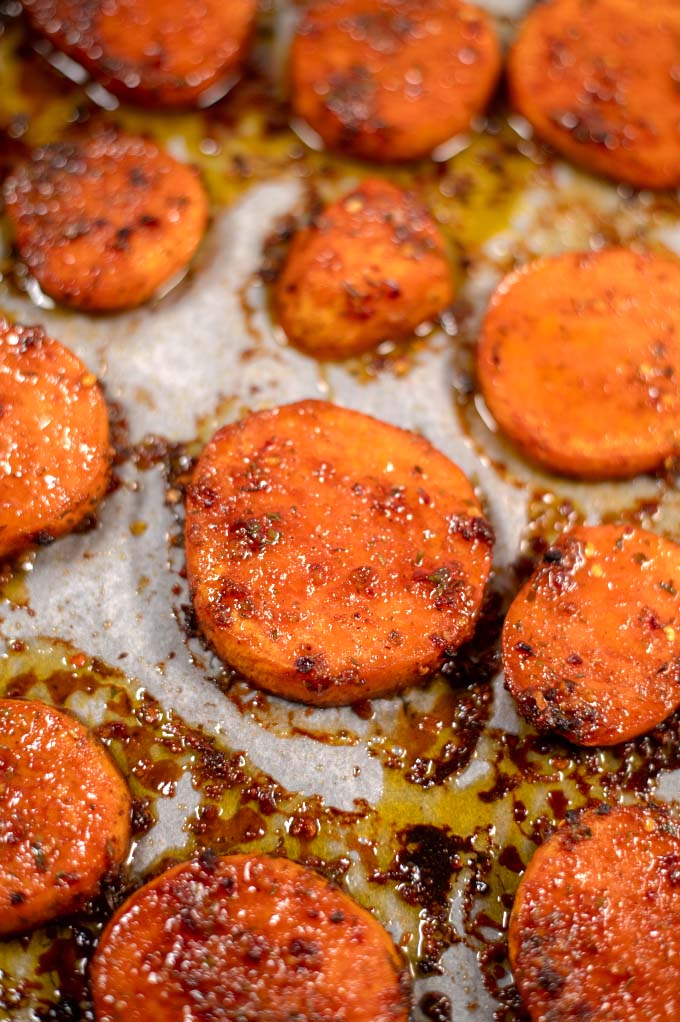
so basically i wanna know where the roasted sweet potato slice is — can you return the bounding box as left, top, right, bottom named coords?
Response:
left=0, top=698, right=131, bottom=936
left=22, top=0, right=258, bottom=108
left=91, top=854, right=410, bottom=1022
left=275, top=179, right=454, bottom=359
left=4, top=132, right=208, bottom=311
left=290, top=0, right=501, bottom=162
left=185, top=400, right=493, bottom=705
left=503, top=524, right=680, bottom=746
left=0, top=319, right=111, bottom=559
left=477, top=248, right=680, bottom=479
left=509, top=803, right=680, bottom=1022
left=508, top=0, right=680, bottom=188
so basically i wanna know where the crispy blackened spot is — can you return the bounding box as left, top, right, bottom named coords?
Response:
left=293, top=651, right=332, bottom=693
left=390, top=213, right=437, bottom=257
left=129, top=166, right=150, bottom=188
left=322, top=65, right=384, bottom=136
left=349, top=564, right=378, bottom=595
left=208, top=577, right=255, bottom=627
left=560, top=812, right=594, bottom=849
left=370, top=483, right=409, bottom=519
left=188, top=478, right=219, bottom=510
left=139, top=214, right=160, bottom=229
left=412, top=564, right=471, bottom=613
left=288, top=937, right=322, bottom=970
left=535, top=562, right=578, bottom=597
left=537, top=961, right=566, bottom=995
left=447, top=513, right=494, bottom=546
left=515, top=687, right=600, bottom=743
left=2, top=322, right=45, bottom=354
left=341, top=277, right=402, bottom=321
left=109, top=226, right=134, bottom=252
left=227, top=513, right=282, bottom=559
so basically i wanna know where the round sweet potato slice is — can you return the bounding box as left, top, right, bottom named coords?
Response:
left=290, top=0, right=501, bottom=162
left=22, top=0, right=258, bottom=108
left=90, top=854, right=410, bottom=1022
left=477, top=248, right=680, bottom=479
left=509, top=803, right=680, bottom=1022
left=185, top=400, right=493, bottom=705
left=0, top=319, right=111, bottom=559
left=4, top=132, right=208, bottom=311
left=503, top=524, right=680, bottom=746
left=0, top=698, right=131, bottom=937
left=275, top=179, right=454, bottom=359
left=507, top=0, right=680, bottom=189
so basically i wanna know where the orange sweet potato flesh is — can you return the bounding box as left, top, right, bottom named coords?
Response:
left=477, top=248, right=680, bottom=479
left=0, top=320, right=112, bottom=559
left=275, top=180, right=454, bottom=359
left=22, top=0, right=258, bottom=108
left=185, top=400, right=493, bottom=705
left=509, top=803, right=680, bottom=1021
left=508, top=0, right=680, bottom=189
left=503, top=525, right=680, bottom=746
left=90, top=854, right=411, bottom=1022
left=4, top=132, right=208, bottom=311
left=290, top=0, right=501, bottom=162
left=0, top=698, right=131, bottom=937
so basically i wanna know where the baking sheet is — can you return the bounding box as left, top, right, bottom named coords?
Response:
left=1, top=1, right=680, bottom=1018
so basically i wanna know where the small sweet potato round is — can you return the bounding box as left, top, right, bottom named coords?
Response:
left=0, top=319, right=112, bottom=559
left=185, top=400, right=493, bottom=705
left=509, top=803, right=680, bottom=1022
left=22, top=0, right=258, bottom=108
left=4, top=132, right=208, bottom=311
left=477, top=248, right=680, bottom=479
left=90, top=854, right=410, bottom=1022
left=275, top=179, right=454, bottom=359
left=0, top=698, right=131, bottom=937
left=508, top=0, right=680, bottom=189
left=290, top=0, right=501, bottom=162
left=502, top=525, right=680, bottom=746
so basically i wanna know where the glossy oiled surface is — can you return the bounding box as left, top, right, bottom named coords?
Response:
left=477, top=248, right=680, bottom=478
left=503, top=525, right=680, bottom=746
left=4, top=133, right=208, bottom=311
left=508, top=0, right=680, bottom=188
left=509, top=804, right=680, bottom=1021
left=0, top=698, right=131, bottom=936
left=185, top=400, right=493, bottom=705
left=91, top=854, right=410, bottom=1022
left=291, top=0, right=501, bottom=162
left=0, top=320, right=111, bottom=558
left=275, top=179, right=454, bottom=359
left=22, top=0, right=258, bottom=107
